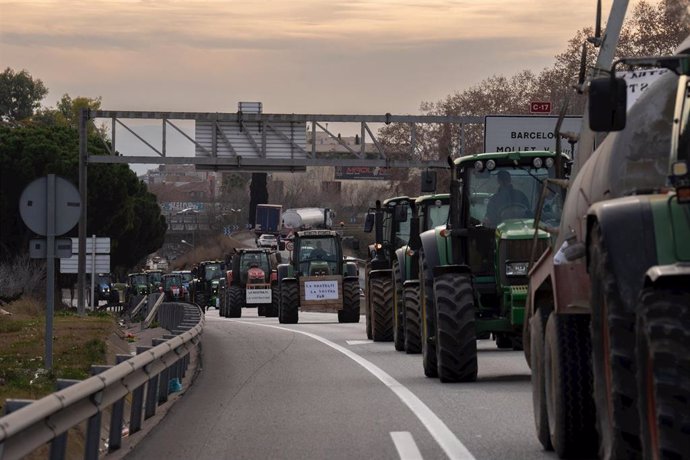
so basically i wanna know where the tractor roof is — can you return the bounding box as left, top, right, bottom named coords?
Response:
left=454, top=150, right=556, bottom=166
left=415, top=193, right=450, bottom=204
left=297, top=229, right=338, bottom=237
left=382, top=196, right=414, bottom=206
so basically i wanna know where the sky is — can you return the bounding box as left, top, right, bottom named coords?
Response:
left=1, top=0, right=634, bottom=116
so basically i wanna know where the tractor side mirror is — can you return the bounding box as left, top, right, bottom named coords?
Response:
left=363, top=212, right=375, bottom=233
left=421, top=170, right=437, bottom=193
left=589, top=77, right=627, bottom=132
left=394, top=204, right=408, bottom=223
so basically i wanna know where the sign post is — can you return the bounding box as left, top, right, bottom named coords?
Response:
left=19, top=175, right=81, bottom=370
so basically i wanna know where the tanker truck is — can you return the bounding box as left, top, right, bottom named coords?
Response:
left=525, top=39, right=690, bottom=459
left=281, top=208, right=334, bottom=234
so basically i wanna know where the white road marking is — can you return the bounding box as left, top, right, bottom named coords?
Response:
left=391, top=432, right=424, bottom=460
left=230, top=320, right=476, bottom=460
left=346, top=339, right=372, bottom=345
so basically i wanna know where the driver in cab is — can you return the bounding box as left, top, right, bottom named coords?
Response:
left=483, top=170, right=530, bottom=227
left=310, top=240, right=329, bottom=260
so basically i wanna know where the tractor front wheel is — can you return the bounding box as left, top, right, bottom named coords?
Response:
left=403, top=283, right=421, bottom=354
left=227, top=287, right=243, bottom=318
left=338, top=278, right=360, bottom=323
left=434, top=272, right=477, bottom=383
left=279, top=282, right=298, bottom=324
left=370, top=276, right=394, bottom=342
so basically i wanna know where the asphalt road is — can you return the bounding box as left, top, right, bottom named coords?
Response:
left=125, top=309, right=558, bottom=460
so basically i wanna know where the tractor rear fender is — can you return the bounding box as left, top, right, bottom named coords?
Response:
left=277, top=263, right=293, bottom=282
left=432, top=264, right=472, bottom=278
left=394, top=247, right=408, bottom=283
left=643, top=263, right=690, bottom=290
left=343, top=261, right=358, bottom=277
left=419, top=227, right=444, bottom=276
left=586, top=195, right=659, bottom=310
left=369, top=268, right=393, bottom=279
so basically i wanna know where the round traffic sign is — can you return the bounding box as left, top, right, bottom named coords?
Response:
left=19, top=176, right=81, bottom=236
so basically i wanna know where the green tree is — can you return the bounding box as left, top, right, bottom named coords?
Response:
left=0, top=124, right=167, bottom=272
left=0, top=68, right=48, bottom=122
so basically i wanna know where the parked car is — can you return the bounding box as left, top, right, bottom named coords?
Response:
left=257, top=234, right=278, bottom=248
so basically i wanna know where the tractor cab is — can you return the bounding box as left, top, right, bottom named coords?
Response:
left=294, top=231, right=342, bottom=277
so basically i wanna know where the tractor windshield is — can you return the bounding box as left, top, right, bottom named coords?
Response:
left=298, top=237, right=339, bottom=275
left=164, top=275, right=181, bottom=289
left=422, top=202, right=449, bottom=231
left=382, top=204, right=412, bottom=248
left=147, top=271, right=162, bottom=285
left=468, top=166, right=557, bottom=228
left=240, top=252, right=270, bottom=273
left=204, top=264, right=222, bottom=280
left=131, top=274, right=147, bottom=285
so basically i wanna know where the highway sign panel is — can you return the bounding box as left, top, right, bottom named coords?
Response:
left=29, top=238, right=73, bottom=259
left=484, top=115, right=582, bottom=157
left=529, top=101, right=551, bottom=113
left=60, top=255, right=111, bottom=274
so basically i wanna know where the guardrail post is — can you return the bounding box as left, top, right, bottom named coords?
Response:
left=107, top=354, right=131, bottom=453
left=152, top=338, right=170, bottom=404
left=49, top=379, right=81, bottom=460
left=144, top=365, right=159, bottom=419
left=130, top=346, right=151, bottom=434
left=85, top=365, right=111, bottom=460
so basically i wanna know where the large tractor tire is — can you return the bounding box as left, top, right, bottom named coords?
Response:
left=544, top=312, right=597, bottom=458
left=227, top=286, right=243, bottom=318
left=589, top=225, right=641, bottom=459
left=279, top=282, right=299, bottom=324
left=434, top=272, right=477, bottom=383
left=635, top=287, right=690, bottom=460
left=370, top=276, right=394, bottom=342
left=420, top=251, right=438, bottom=378
left=365, top=275, right=373, bottom=339
left=268, top=282, right=279, bottom=317
left=530, top=307, right=553, bottom=451
left=338, top=278, right=361, bottom=323
left=403, top=283, right=421, bottom=354
left=219, top=289, right=227, bottom=317
left=392, top=261, right=405, bottom=351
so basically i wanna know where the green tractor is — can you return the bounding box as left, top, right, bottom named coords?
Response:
left=221, top=248, right=279, bottom=318
left=125, top=272, right=150, bottom=312
left=363, top=197, right=414, bottom=341
left=419, top=151, right=562, bottom=382
left=276, top=229, right=360, bottom=324
left=146, top=269, right=164, bottom=294
left=392, top=194, right=450, bottom=353
left=191, top=260, right=224, bottom=312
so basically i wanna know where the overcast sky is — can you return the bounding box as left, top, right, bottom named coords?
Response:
left=1, top=0, right=637, bottom=116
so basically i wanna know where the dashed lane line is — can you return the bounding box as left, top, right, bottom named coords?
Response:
left=391, top=431, right=424, bottom=460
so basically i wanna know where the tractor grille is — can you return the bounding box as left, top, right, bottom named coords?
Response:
left=499, top=238, right=549, bottom=286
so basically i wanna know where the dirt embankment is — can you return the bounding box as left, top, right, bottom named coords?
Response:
left=170, top=233, right=252, bottom=270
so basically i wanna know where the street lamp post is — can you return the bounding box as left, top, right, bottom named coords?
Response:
left=176, top=208, right=199, bottom=249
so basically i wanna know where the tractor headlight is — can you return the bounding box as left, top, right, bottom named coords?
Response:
left=532, top=157, right=543, bottom=169
left=545, top=157, right=554, bottom=168
left=486, top=160, right=496, bottom=170
left=474, top=160, right=483, bottom=171
left=505, top=261, right=529, bottom=276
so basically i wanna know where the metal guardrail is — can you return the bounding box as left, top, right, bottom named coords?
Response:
left=0, top=301, right=204, bottom=460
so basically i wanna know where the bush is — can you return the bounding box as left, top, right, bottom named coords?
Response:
left=0, top=256, right=45, bottom=302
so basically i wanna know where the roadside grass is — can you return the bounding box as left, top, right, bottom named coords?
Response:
left=0, top=297, right=117, bottom=413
